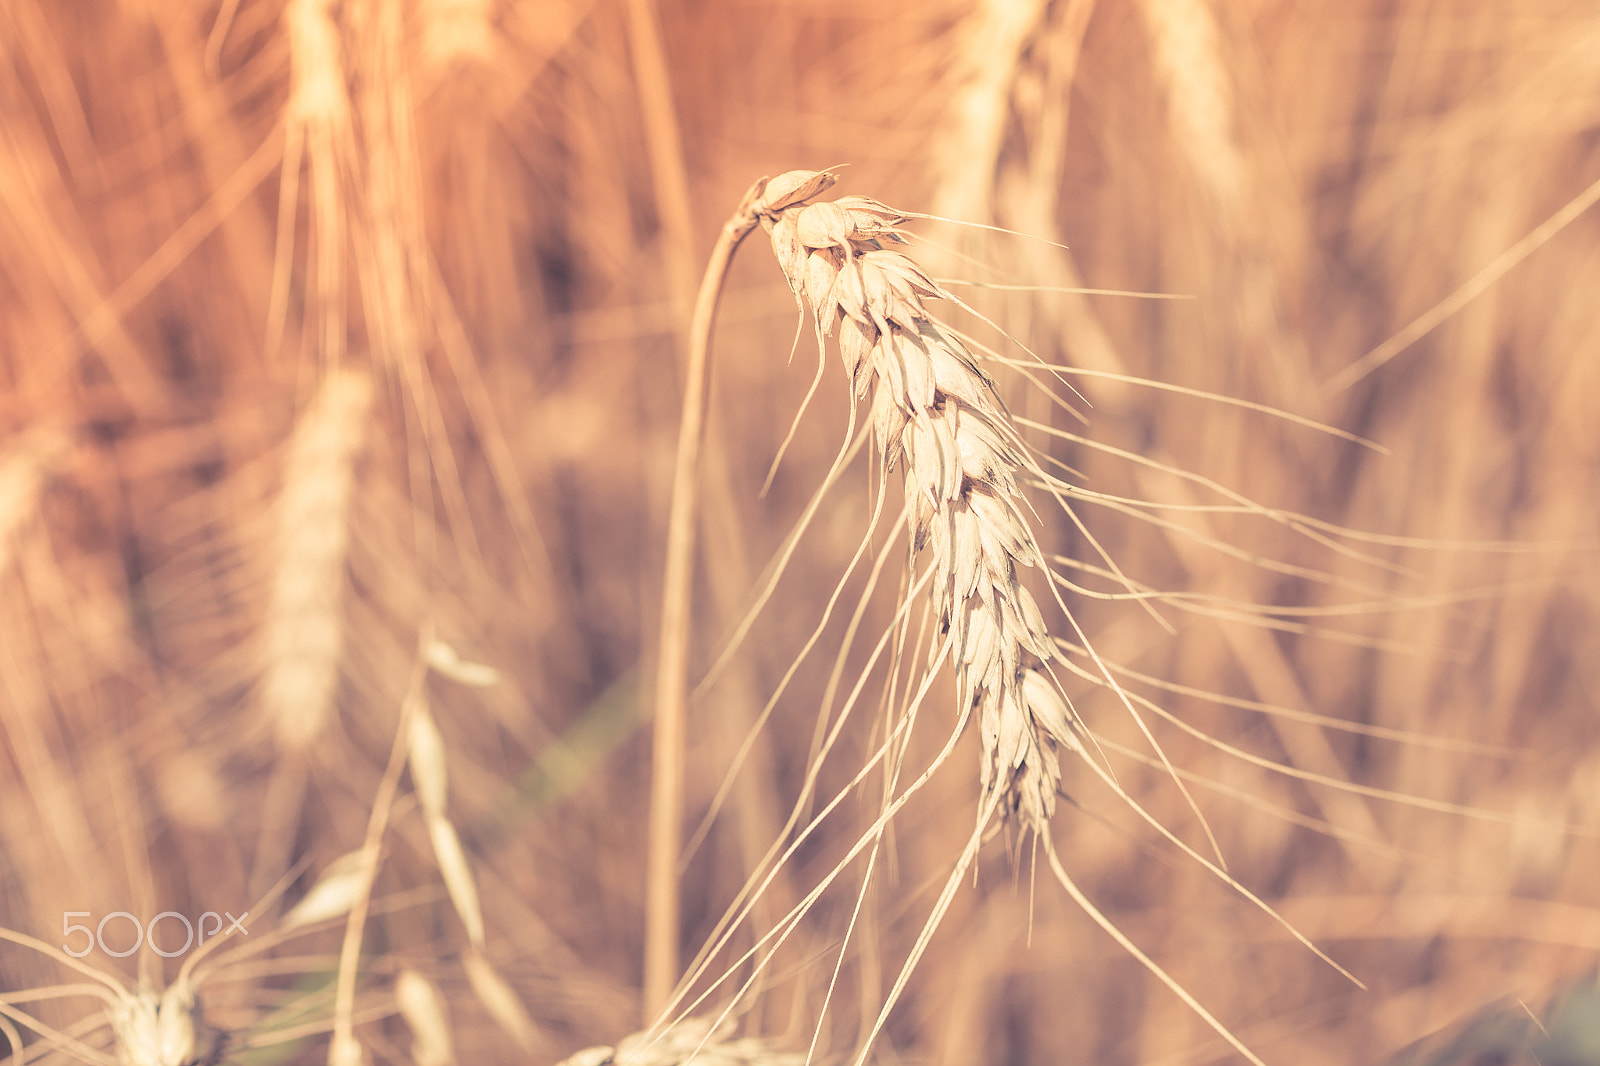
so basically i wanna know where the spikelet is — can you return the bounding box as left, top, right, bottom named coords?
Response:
left=285, top=0, right=349, bottom=127
left=462, top=948, right=539, bottom=1053
left=425, top=812, right=484, bottom=946
left=409, top=650, right=504, bottom=947
left=273, top=0, right=352, bottom=369
left=423, top=639, right=501, bottom=687
left=108, top=982, right=214, bottom=1066
left=1136, top=0, right=1246, bottom=221
left=154, top=747, right=232, bottom=831
left=283, top=849, right=369, bottom=930
left=418, top=0, right=496, bottom=72
left=751, top=171, right=1086, bottom=834
left=395, top=970, right=455, bottom=1066
left=261, top=368, right=372, bottom=752
left=328, top=1033, right=368, bottom=1066
left=407, top=695, right=450, bottom=819
left=0, top=428, right=71, bottom=575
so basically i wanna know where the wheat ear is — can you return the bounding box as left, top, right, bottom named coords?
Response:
left=738, top=172, right=1304, bottom=1065
left=255, top=365, right=368, bottom=893
left=262, top=366, right=371, bottom=751
left=753, top=170, right=1084, bottom=836
left=664, top=173, right=1353, bottom=1065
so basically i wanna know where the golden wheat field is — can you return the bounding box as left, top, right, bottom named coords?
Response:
left=2, top=2, right=1599, bottom=1065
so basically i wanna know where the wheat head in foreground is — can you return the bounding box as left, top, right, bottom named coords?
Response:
left=647, top=170, right=1365, bottom=1066
left=757, top=170, right=1084, bottom=836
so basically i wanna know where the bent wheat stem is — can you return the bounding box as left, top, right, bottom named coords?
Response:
left=647, top=176, right=773, bottom=1018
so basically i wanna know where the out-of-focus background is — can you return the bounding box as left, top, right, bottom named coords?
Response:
left=2, top=1, right=1599, bottom=1064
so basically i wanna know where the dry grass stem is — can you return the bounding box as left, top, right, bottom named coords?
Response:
left=646, top=178, right=771, bottom=1021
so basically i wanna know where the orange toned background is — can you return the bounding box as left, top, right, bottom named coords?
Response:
left=1, top=2, right=1598, bottom=1064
